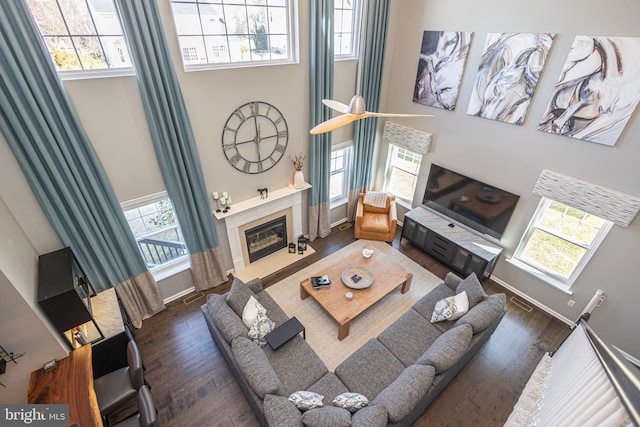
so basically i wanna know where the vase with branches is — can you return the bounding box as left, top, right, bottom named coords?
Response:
left=290, top=153, right=306, bottom=188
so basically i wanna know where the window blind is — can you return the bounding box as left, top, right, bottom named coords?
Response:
left=382, top=121, right=432, bottom=155
left=532, top=169, right=640, bottom=227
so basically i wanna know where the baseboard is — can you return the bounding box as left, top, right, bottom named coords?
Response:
left=163, top=286, right=196, bottom=304
left=490, top=275, right=574, bottom=326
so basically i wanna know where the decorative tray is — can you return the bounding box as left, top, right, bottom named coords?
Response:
left=341, top=266, right=374, bottom=289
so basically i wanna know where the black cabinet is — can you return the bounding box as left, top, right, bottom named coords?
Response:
left=401, top=207, right=503, bottom=279
left=38, top=247, right=104, bottom=350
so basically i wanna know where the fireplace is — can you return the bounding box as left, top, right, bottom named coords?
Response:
left=245, top=216, right=287, bottom=263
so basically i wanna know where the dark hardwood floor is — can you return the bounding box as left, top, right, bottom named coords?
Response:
left=126, top=224, right=568, bottom=427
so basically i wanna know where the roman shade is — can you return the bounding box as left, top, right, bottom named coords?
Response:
left=532, top=169, right=640, bottom=227
left=382, top=121, right=432, bottom=155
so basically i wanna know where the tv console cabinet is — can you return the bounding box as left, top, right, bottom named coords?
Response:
left=401, top=207, right=503, bottom=279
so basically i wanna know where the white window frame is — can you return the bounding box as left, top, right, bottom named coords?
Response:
left=25, top=0, right=135, bottom=80
left=121, top=191, right=189, bottom=280
left=169, top=0, right=299, bottom=72
left=383, top=144, right=423, bottom=204
left=335, top=0, right=361, bottom=60
left=330, top=142, right=352, bottom=207
left=510, top=197, right=613, bottom=292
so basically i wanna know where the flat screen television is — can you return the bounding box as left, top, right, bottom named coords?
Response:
left=422, top=164, right=520, bottom=240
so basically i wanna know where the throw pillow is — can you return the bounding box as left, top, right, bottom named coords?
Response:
left=456, top=273, right=487, bottom=307
left=248, top=310, right=275, bottom=347
left=226, top=277, right=256, bottom=317
left=332, top=392, right=369, bottom=412
left=242, top=295, right=265, bottom=328
left=430, top=291, right=469, bottom=323
left=288, top=391, right=325, bottom=411
left=416, top=323, right=473, bottom=373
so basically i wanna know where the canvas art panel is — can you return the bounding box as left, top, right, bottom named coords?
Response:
left=467, top=32, right=555, bottom=125
left=413, top=30, right=473, bottom=110
left=538, top=35, right=640, bottom=146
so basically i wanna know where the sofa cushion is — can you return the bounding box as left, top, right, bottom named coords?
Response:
left=332, top=392, right=369, bottom=412
left=308, top=373, right=350, bottom=406
left=301, top=406, right=352, bottom=427
left=411, top=283, right=457, bottom=333
left=372, top=364, right=436, bottom=423
left=263, top=394, right=303, bottom=426
left=207, top=294, right=248, bottom=344
left=265, top=336, right=328, bottom=395
left=416, top=324, right=473, bottom=373
left=247, top=309, right=275, bottom=347
left=430, top=291, right=469, bottom=322
left=351, top=404, right=388, bottom=427
left=256, top=292, right=290, bottom=326
left=244, top=277, right=264, bottom=294
left=289, top=390, right=324, bottom=410
left=231, top=336, right=284, bottom=399
left=444, top=271, right=463, bottom=291
left=455, top=293, right=506, bottom=333
left=377, top=309, right=442, bottom=366
left=242, top=295, right=263, bottom=328
left=456, top=273, right=487, bottom=307
left=335, top=339, right=405, bottom=399
left=226, top=277, right=256, bottom=317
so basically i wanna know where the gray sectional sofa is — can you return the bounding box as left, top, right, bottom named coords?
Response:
left=201, top=271, right=506, bottom=426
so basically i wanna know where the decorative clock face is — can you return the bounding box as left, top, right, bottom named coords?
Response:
left=222, top=101, right=289, bottom=174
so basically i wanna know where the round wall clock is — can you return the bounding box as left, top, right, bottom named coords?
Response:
left=222, top=101, right=289, bottom=174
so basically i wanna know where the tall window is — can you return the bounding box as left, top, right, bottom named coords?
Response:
left=383, top=145, right=423, bottom=203
left=330, top=144, right=352, bottom=202
left=169, top=0, right=297, bottom=70
left=121, top=193, right=188, bottom=271
left=25, top=0, right=133, bottom=75
left=335, top=0, right=359, bottom=58
left=513, top=198, right=612, bottom=288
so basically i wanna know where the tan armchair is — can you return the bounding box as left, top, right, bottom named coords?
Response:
left=354, top=193, right=397, bottom=242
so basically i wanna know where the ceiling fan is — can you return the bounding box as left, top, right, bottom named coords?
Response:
left=309, top=0, right=435, bottom=135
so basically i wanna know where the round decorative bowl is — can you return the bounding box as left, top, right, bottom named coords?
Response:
left=341, top=266, right=374, bottom=289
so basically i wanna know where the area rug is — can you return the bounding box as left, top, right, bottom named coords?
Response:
left=266, top=239, right=442, bottom=371
left=234, top=245, right=316, bottom=282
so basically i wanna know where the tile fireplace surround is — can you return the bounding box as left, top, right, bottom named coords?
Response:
left=213, top=183, right=311, bottom=273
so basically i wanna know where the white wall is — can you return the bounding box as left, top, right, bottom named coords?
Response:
left=0, top=197, right=67, bottom=403
left=381, top=0, right=640, bottom=357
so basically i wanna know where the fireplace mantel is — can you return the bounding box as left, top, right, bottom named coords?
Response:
left=214, top=183, right=311, bottom=272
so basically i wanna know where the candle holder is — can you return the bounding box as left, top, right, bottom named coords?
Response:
left=212, top=192, right=221, bottom=213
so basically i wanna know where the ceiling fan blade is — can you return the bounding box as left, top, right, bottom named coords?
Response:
left=322, top=99, right=350, bottom=113
left=310, top=114, right=363, bottom=135
left=364, top=111, right=436, bottom=118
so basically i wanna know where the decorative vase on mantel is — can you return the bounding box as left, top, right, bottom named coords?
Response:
left=294, top=170, right=305, bottom=189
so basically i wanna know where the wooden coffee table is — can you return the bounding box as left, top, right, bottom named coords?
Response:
left=300, top=249, right=413, bottom=340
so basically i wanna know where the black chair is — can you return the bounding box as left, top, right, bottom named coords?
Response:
left=111, top=385, right=157, bottom=427
left=94, top=340, right=144, bottom=418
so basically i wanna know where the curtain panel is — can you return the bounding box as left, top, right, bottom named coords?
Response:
left=347, top=0, right=391, bottom=221
left=115, top=0, right=227, bottom=290
left=532, top=169, right=640, bottom=227
left=0, top=1, right=164, bottom=327
left=308, top=0, right=335, bottom=241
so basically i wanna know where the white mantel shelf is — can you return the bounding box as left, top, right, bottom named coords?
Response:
left=213, top=183, right=311, bottom=220
left=214, top=183, right=311, bottom=273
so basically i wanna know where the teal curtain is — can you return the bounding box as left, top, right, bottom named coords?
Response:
left=347, top=0, right=390, bottom=220
left=308, top=0, right=335, bottom=241
left=115, top=0, right=227, bottom=290
left=0, top=1, right=164, bottom=327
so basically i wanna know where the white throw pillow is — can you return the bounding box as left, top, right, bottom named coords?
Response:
left=332, top=392, right=369, bottom=412
left=242, top=295, right=264, bottom=328
left=430, top=291, right=469, bottom=322
left=289, top=391, right=324, bottom=411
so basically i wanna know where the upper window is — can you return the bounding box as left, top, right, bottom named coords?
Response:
left=513, top=198, right=612, bottom=289
left=121, top=192, right=188, bottom=272
left=330, top=143, right=352, bottom=203
left=383, top=145, right=423, bottom=203
left=25, top=0, right=133, bottom=76
left=335, top=0, right=359, bottom=59
left=169, top=0, right=297, bottom=71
